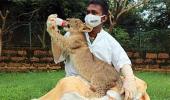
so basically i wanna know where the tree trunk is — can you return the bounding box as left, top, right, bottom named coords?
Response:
left=108, top=21, right=117, bottom=35
left=42, top=23, right=47, bottom=49
left=0, top=29, right=2, bottom=56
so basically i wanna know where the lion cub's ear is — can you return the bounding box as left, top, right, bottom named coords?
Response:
left=82, top=24, right=93, bottom=32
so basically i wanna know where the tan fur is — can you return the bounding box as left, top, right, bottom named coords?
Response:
left=39, top=76, right=150, bottom=100
left=48, top=18, right=123, bottom=97
left=44, top=17, right=150, bottom=100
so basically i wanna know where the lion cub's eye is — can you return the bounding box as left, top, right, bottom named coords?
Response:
left=67, top=24, right=70, bottom=28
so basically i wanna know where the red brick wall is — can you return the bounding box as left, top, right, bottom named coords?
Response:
left=127, top=52, right=170, bottom=72
left=0, top=49, right=63, bottom=72
left=0, top=49, right=170, bottom=72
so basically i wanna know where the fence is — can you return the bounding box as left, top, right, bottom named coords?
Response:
left=2, top=21, right=51, bottom=49
left=2, top=21, right=170, bottom=52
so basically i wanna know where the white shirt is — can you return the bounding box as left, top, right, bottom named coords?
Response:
left=54, top=29, right=131, bottom=76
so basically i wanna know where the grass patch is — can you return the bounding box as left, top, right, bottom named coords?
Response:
left=135, top=72, right=170, bottom=100
left=0, top=70, right=170, bottom=100
left=0, top=70, right=65, bottom=100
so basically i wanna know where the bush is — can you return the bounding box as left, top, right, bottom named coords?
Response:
left=131, top=29, right=170, bottom=52
left=111, top=27, right=131, bottom=49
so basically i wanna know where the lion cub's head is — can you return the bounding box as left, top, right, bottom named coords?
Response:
left=65, top=18, right=93, bottom=34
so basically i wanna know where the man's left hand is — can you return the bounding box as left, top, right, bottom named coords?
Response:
left=120, top=64, right=137, bottom=100
left=121, top=77, right=137, bottom=100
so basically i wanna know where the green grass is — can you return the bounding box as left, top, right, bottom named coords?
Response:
left=135, top=72, right=170, bottom=100
left=0, top=70, right=65, bottom=100
left=0, top=70, right=170, bottom=100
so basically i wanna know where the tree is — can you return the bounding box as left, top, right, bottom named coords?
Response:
left=108, top=0, right=150, bottom=33
left=139, top=0, right=170, bottom=30
left=10, top=0, right=88, bottom=48
left=0, top=10, right=10, bottom=56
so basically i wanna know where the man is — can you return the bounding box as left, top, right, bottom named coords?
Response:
left=47, top=0, right=137, bottom=99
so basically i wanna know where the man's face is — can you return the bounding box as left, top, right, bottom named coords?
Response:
left=86, top=4, right=103, bottom=16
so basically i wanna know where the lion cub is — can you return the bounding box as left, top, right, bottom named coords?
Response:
left=47, top=17, right=123, bottom=98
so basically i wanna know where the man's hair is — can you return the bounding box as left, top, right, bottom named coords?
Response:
left=88, top=0, right=109, bottom=15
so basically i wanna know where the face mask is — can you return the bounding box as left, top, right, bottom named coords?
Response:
left=84, top=14, right=104, bottom=28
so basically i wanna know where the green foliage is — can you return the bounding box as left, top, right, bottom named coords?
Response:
left=59, top=0, right=88, bottom=19
left=112, top=27, right=131, bottom=49
left=150, top=29, right=170, bottom=51
left=10, top=0, right=88, bottom=21
left=1, top=0, right=89, bottom=48
left=112, top=27, right=170, bottom=52
left=140, top=0, right=169, bottom=30
left=118, top=9, right=144, bottom=35
left=1, top=0, right=170, bottom=52
left=131, top=29, right=170, bottom=51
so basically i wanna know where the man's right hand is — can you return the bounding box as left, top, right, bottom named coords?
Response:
left=46, top=14, right=58, bottom=38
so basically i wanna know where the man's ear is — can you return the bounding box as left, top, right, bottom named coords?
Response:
left=82, top=24, right=93, bottom=32
left=101, top=15, right=108, bottom=23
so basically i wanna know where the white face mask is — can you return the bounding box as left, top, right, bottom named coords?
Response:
left=84, top=14, right=104, bottom=28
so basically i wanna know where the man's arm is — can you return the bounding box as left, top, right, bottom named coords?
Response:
left=51, top=39, right=64, bottom=63
left=120, top=64, right=137, bottom=100
left=110, top=38, right=137, bottom=100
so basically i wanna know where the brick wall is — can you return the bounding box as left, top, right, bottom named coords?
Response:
left=127, top=52, right=170, bottom=72
left=0, top=49, right=170, bottom=72
left=0, top=49, right=63, bottom=72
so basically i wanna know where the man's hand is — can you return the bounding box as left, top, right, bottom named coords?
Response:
left=122, top=77, right=137, bottom=100
left=46, top=14, right=58, bottom=37
left=120, top=64, right=137, bottom=100
left=46, top=14, right=68, bottom=38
